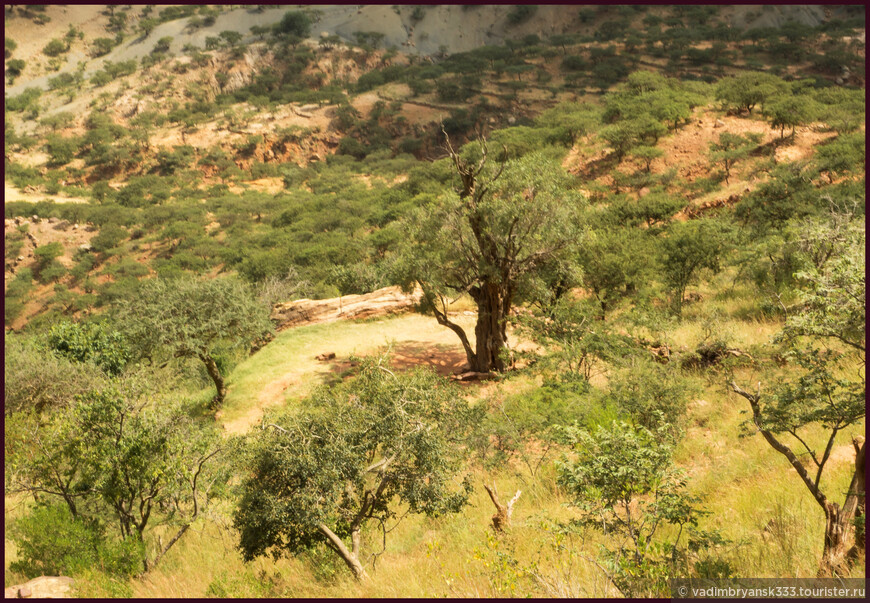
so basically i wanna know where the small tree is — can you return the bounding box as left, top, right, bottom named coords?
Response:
left=7, top=389, right=226, bottom=573
left=535, top=102, right=601, bottom=147
left=33, top=242, right=65, bottom=283
left=708, top=131, right=761, bottom=184
left=219, top=30, right=243, bottom=47
left=766, top=95, right=814, bottom=139
left=599, top=122, right=640, bottom=161
left=630, top=145, right=664, bottom=172
left=90, top=37, right=115, bottom=57
left=138, top=17, right=157, bottom=38
left=730, top=216, right=864, bottom=576
left=116, top=277, right=272, bottom=406
left=715, top=72, right=786, bottom=115
left=659, top=219, right=728, bottom=316
left=558, top=421, right=721, bottom=597
left=274, top=10, right=312, bottom=38
left=576, top=228, right=650, bottom=320
left=234, top=358, right=473, bottom=581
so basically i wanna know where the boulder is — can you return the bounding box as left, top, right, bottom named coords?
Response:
left=4, top=576, right=74, bottom=598
left=271, top=285, right=423, bottom=330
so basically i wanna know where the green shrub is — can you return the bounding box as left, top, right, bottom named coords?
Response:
left=478, top=380, right=617, bottom=476
left=44, top=134, right=79, bottom=167
left=42, top=38, right=69, bottom=57
left=337, top=136, right=367, bottom=159
left=90, top=37, right=115, bottom=57
left=33, top=242, right=64, bottom=276
left=7, top=58, right=25, bottom=80
left=38, top=262, right=66, bottom=284
left=46, top=321, right=131, bottom=376
left=91, top=225, right=128, bottom=253
left=9, top=504, right=100, bottom=577
left=274, top=10, right=312, bottom=37
left=506, top=5, right=537, bottom=25
left=607, top=360, right=695, bottom=439
left=152, top=36, right=172, bottom=54
left=10, top=503, right=145, bottom=580
left=6, top=88, right=42, bottom=113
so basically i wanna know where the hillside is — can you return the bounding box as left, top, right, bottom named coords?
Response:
left=4, top=4, right=866, bottom=599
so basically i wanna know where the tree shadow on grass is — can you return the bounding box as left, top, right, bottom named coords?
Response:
left=319, top=342, right=469, bottom=387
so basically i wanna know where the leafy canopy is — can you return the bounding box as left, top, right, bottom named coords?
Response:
left=234, top=357, right=473, bottom=577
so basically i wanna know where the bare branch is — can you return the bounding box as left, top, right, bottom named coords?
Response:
left=729, top=380, right=828, bottom=510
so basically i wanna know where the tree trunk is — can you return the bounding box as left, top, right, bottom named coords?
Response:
left=472, top=282, right=509, bottom=373
left=318, top=523, right=369, bottom=581
left=200, top=353, right=226, bottom=406
left=819, top=438, right=865, bottom=576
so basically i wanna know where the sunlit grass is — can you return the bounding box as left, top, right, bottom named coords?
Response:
left=219, top=311, right=477, bottom=433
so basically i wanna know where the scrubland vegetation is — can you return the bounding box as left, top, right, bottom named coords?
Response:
left=5, top=4, right=865, bottom=598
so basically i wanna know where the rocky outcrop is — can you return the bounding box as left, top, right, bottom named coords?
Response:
left=4, top=576, right=74, bottom=599
left=271, top=285, right=423, bottom=330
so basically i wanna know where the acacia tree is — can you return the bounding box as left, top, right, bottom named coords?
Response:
left=659, top=219, right=729, bottom=316
left=576, top=228, right=650, bottom=320
left=715, top=72, right=787, bottom=115
left=766, top=94, right=815, bottom=139
left=730, top=217, right=865, bottom=576
left=400, top=133, right=585, bottom=373
left=117, top=277, right=272, bottom=406
left=233, top=358, right=473, bottom=581
left=535, top=102, right=601, bottom=146
left=708, top=131, right=762, bottom=184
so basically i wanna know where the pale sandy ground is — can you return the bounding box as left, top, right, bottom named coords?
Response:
left=4, top=181, right=89, bottom=204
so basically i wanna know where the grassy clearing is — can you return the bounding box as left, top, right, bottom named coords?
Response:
left=219, top=311, right=477, bottom=434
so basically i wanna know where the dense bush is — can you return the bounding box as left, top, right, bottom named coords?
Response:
left=46, top=320, right=131, bottom=376
left=9, top=504, right=143, bottom=580
left=42, top=38, right=68, bottom=57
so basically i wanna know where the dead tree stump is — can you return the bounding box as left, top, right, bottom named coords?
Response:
left=484, top=482, right=521, bottom=532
